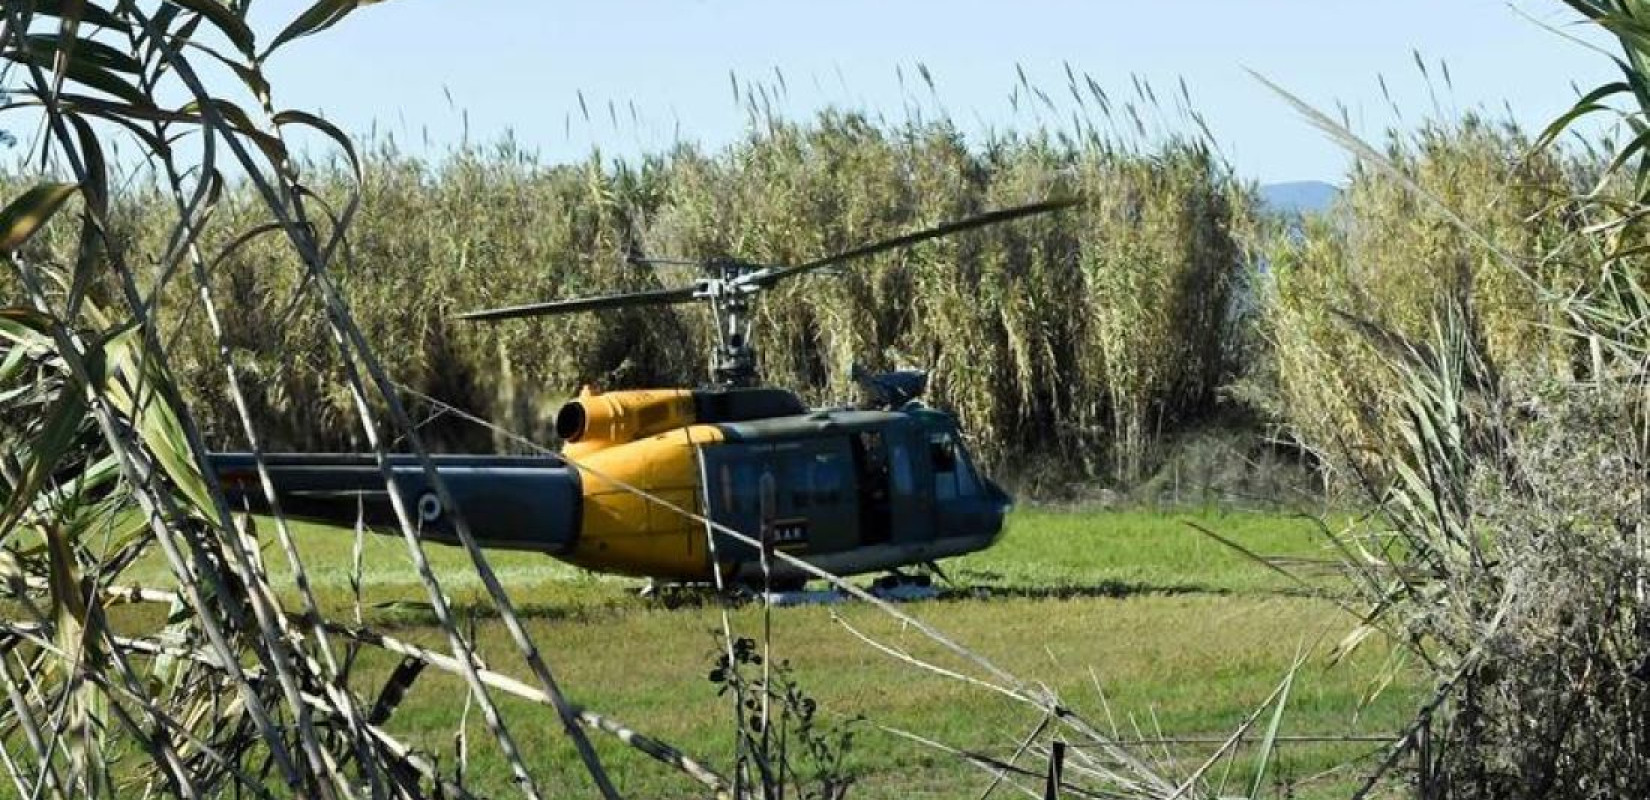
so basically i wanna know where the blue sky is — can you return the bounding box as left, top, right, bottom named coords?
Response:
left=244, top=0, right=1615, bottom=184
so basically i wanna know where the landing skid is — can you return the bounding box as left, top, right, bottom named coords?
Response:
left=759, top=573, right=938, bottom=606
left=636, top=580, right=726, bottom=610
left=865, top=570, right=940, bottom=603
left=636, top=566, right=950, bottom=607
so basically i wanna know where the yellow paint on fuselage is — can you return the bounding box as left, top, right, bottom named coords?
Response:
left=564, top=423, right=724, bottom=580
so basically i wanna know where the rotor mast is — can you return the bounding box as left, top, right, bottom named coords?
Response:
left=699, top=258, right=764, bottom=387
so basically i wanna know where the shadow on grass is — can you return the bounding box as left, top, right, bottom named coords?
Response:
left=358, top=574, right=1336, bottom=628
left=367, top=596, right=649, bottom=629
left=937, top=579, right=1229, bottom=602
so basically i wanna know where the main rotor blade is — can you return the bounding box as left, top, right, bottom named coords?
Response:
left=626, top=254, right=705, bottom=268
left=454, top=285, right=699, bottom=322
left=746, top=197, right=1081, bottom=287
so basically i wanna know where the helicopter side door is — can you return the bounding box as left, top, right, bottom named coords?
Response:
left=700, top=438, right=857, bottom=567
left=849, top=431, right=894, bottom=546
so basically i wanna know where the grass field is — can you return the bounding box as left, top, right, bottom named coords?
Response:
left=120, top=507, right=1417, bottom=798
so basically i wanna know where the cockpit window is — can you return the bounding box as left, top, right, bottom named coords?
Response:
left=930, top=432, right=978, bottom=500
left=954, top=444, right=980, bottom=496
left=929, top=436, right=957, bottom=473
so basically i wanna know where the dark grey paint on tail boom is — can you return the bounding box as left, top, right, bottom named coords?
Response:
left=209, top=453, right=581, bottom=555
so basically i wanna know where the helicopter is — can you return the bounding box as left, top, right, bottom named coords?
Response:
left=210, top=198, right=1077, bottom=590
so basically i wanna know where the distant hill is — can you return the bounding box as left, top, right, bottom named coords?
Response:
left=1258, top=181, right=1339, bottom=217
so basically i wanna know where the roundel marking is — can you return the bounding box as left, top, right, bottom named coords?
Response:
left=417, top=492, right=443, bottom=523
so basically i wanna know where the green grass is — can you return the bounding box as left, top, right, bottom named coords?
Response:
left=951, top=506, right=1351, bottom=595
left=118, top=507, right=1415, bottom=798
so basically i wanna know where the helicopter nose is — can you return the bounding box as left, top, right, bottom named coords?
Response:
left=985, top=478, right=1012, bottom=509
left=984, top=479, right=1014, bottom=538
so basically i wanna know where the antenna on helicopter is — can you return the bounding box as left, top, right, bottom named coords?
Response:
left=454, top=197, right=1080, bottom=388
left=851, top=363, right=928, bottom=410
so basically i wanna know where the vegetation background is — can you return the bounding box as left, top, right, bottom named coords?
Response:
left=40, top=109, right=1256, bottom=494
left=4, top=0, right=1648, bottom=798
left=24, top=94, right=1575, bottom=504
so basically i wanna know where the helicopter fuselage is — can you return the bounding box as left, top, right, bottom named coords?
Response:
left=212, top=387, right=1011, bottom=585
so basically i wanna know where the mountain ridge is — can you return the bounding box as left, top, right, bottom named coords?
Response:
left=1259, top=180, right=1339, bottom=216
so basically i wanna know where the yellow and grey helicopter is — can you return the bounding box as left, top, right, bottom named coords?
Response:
left=211, top=199, right=1076, bottom=589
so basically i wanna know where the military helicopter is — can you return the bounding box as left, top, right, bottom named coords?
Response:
left=211, top=198, right=1076, bottom=590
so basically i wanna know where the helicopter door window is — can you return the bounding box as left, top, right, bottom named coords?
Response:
left=787, top=453, right=811, bottom=510
left=720, top=461, right=762, bottom=515
left=809, top=453, right=844, bottom=506
left=890, top=442, right=915, bottom=496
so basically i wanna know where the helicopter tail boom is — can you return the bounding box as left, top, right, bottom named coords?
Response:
left=209, top=453, right=581, bottom=555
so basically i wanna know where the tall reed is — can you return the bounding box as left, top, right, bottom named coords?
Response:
left=101, top=112, right=1254, bottom=488
left=1250, top=115, right=1578, bottom=485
